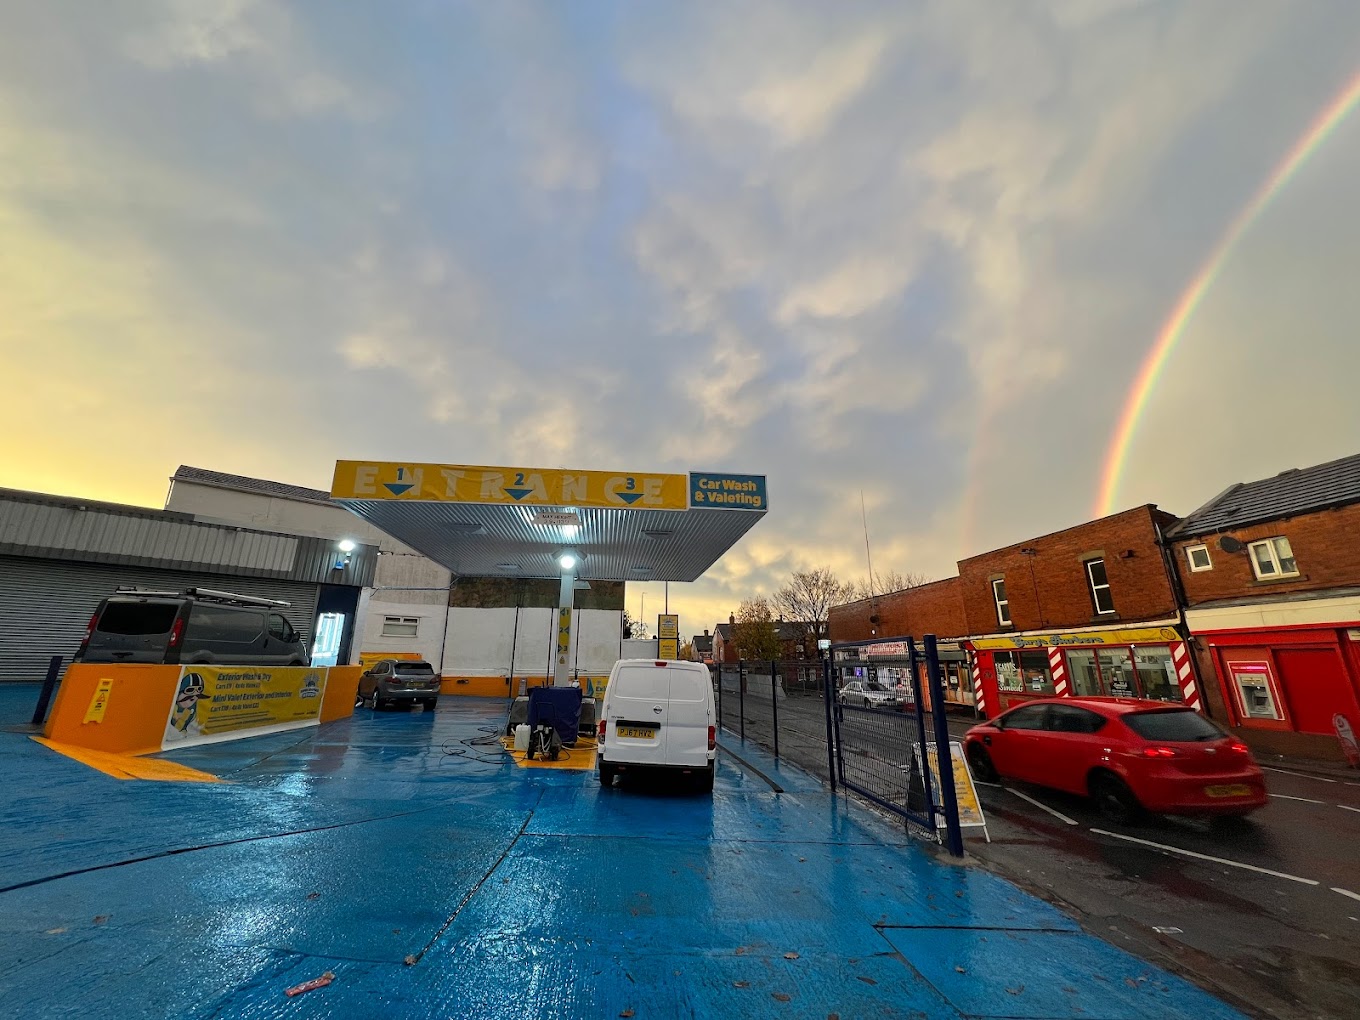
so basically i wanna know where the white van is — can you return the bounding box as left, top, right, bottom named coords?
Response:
left=597, top=658, right=716, bottom=792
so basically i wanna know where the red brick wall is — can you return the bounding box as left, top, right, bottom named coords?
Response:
left=1172, top=503, right=1360, bottom=606
left=828, top=577, right=966, bottom=643
left=958, top=506, right=1180, bottom=634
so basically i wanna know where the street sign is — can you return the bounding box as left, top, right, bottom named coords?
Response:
left=532, top=511, right=581, bottom=527
left=916, top=741, right=989, bottom=841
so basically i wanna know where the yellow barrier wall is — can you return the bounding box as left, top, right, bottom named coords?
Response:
left=321, top=666, right=363, bottom=722
left=43, top=664, right=181, bottom=756
left=439, top=675, right=610, bottom=698
left=45, top=663, right=362, bottom=755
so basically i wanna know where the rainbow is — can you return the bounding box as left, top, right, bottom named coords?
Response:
left=1095, top=70, right=1360, bottom=517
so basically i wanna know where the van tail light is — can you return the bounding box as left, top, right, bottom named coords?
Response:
left=167, top=618, right=185, bottom=649
left=708, top=725, right=716, bottom=751
left=654, top=661, right=669, bottom=667
left=1141, top=746, right=1177, bottom=758
left=77, top=612, right=98, bottom=656
left=598, top=720, right=607, bottom=744
left=1228, top=741, right=1251, bottom=754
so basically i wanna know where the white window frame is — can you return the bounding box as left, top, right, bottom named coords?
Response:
left=992, top=578, right=1011, bottom=626
left=1185, top=544, right=1213, bottom=572
left=1085, top=558, right=1116, bottom=615
left=381, top=615, right=420, bottom=638
left=1248, top=537, right=1299, bottom=580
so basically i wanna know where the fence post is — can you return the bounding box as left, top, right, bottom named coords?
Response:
left=822, top=657, right=838, bottom=790
left=770, top=659, right=780, bottom=759
left=738, top=660, right=747, bottom=740
left=907, top=638, right=936, bottom=832
left=31, top=655, right=63, bottom=727
left=925, top=635, right=965, bottom=858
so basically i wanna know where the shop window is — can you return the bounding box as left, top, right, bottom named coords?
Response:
left=1133, top=645, right=1182, bottom=702
left=1066, top=649, right=1104, bottom=697
left=1097, top=647, right=1138, bottom=697
left=381, top=616, right=420, bottom=638
left=1249, top=537, right=1299, bottom=580
left=994, top=651, right=1023, bottom=692
left=1085, top=558, right=1116, bottom=615
left=992, top=579, right=1011, bottom=626
left=1229, top=663, right=1284, bottom=720
left=1020, top=649, right=1055, bottom=695
left=1186, top=544, right=1212, bottom=572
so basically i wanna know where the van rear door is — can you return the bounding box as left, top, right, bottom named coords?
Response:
left=81, top=599, right=181, bottom=663
left=666, top=664, right=712, bottom=767
left=608, top=662, right=670, bottom=765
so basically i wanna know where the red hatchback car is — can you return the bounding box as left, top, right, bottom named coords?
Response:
left=963, top=698, right=1267, bottom=822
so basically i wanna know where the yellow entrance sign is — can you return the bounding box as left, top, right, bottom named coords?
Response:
left=971, top=626, right=1180, bottom=651
left=920, top=741, right=989, bottom=837
left=556, top=608, right=572, bottom=666
left=332, top=461, right=689, bottom=511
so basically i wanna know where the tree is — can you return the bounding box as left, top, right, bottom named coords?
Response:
left=848, top=569, right=932, bottom=601
left=772, top=567, right=853, bottom=653
left=622, top=609, right=650, bottom=639
left=731, top=596, right=782, bottom=661
left=679, top=639, right=695, bottom=661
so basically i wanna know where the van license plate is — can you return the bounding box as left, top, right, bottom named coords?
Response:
left=618, top=726, right=657, bottom=739
left=1204, top=784, right=1252, bottom=798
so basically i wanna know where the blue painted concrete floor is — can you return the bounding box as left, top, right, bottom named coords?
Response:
left=0, top=685, right=1246, bottom=1019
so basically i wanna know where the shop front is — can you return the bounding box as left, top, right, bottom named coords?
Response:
left=1184, top=595, right=1360, bottom=762
left=966, top=623, right=1199, bottom=718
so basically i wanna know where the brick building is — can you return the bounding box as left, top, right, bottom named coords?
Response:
left=829, top=506, right=1197, bottom=719
left=1166, top=454, right=1360, bottom=762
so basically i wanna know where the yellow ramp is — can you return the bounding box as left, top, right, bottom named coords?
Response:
left=33, top=738, right=224, bottom=784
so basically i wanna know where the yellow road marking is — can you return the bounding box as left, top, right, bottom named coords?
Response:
left=33, top=738, right=224, bottom=783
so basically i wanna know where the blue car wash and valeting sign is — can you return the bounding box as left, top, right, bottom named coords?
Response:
left=689, top=473, right=767, bottom=510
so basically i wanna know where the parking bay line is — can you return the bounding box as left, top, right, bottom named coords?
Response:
left=1262, top=766, right=1337, bottom=783
left=1270, top=793, right=1326, bottom=804
left=1008, top=788, right=1079, bottom=826
left=1333, top=887, right=1360, bottom=903
left=1090, top=829, right=1319, bottom=886
left=1339, top=804, right=1360, bottom=814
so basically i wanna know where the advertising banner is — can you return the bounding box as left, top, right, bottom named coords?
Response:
left=163, top=666, right=329, bottom=749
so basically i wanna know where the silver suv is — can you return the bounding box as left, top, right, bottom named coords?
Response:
left=359, top=659, right=440, bottom=711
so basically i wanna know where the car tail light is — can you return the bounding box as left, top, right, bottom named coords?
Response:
left=1141, top=746, right=1177, bottom=758
left=708, top=725, right=716, bottom=751
left=77, top=612, right=98, bottom=656
left=1228, top=741, right=1250, bottom=754
left=167, top=618, right=185, bottom=649
left=598, top=720, right=606, bottom=744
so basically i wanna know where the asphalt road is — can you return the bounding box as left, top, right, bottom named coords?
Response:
left=721, top=691, right=1360, bottom=1020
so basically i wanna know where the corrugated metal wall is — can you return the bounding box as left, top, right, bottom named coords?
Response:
left=0, top=555, right=320, bottom=683
left=0, top=499, right=299, bottom=572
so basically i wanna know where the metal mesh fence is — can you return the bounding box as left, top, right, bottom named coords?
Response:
left=832, top=699, right=928, bottom=825
left=713, top=660, right=832, bottom=782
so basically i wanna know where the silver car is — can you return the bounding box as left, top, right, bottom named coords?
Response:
left=359, top=659, right=441, bottom=711
left=838, top=680, right=898, bottom=710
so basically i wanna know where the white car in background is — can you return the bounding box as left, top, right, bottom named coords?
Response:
left=838, top=681, right=898, bottom=710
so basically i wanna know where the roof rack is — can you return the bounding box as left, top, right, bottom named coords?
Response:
left=114, top=586, right=292, bottom=608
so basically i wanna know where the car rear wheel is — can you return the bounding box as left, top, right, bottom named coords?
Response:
left=967, top=745, right=998, bottom=783
left=422, top=698, right=437, bottom=711
left=599, top=763, right=616, bottom=787
left=1091, top=772, right=1142, bottom=824
left=369, top=690, right=383, bottom=711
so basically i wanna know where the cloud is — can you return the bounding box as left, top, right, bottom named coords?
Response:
left=2, top=0, right=1359, bottom=638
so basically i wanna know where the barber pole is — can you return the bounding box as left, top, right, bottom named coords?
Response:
left=1049, top=647, right=1069, bottom=697
left=1171, top=641, right=1201, bottom=711
left=970, top=655, right=986, bottom=716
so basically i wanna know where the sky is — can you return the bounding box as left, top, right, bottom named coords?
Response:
left=3, top=0, right=1360, bottom=641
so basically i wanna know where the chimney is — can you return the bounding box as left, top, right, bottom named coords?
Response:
left=704, top=629, right=709, bottom=636
left=729, top=613, right=735, bottom=626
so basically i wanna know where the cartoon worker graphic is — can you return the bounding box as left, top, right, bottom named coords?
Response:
left=165, top=671, right=212, bottom=743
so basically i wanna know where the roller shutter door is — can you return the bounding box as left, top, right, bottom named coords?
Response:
left=0, top=555, right=320, bottom=683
